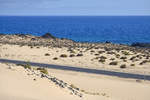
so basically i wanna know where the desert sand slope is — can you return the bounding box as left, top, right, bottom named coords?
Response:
left=48, top=69, right=150, bottom=100
left=0, top=63, right=112, bottom=100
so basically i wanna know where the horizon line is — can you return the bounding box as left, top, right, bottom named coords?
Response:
left=0, top=15, right=150, bottom=17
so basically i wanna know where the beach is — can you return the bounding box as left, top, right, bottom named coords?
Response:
left=0, top=34, right=150, bottom=100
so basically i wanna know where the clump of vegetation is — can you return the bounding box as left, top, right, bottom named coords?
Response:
left=30, top=46, right=33, bottom=49
left=95, top=53, right=99, bottom=56
left=146, top=56, right=149, bottom=59
left=120, top=64, right=126, bottom=68
left=130, top=64, right=135, bottom=66
left=120, top=56, right=127, bottom=60
left=17, top=63, right=31, bottom=70
left=24, top=63, right=31, bottom=69
left=45, top=53, right=50, bottom=56
left=94, top=57, right=100, bottom=59
left=123, top=59, right=127, bottom=62
left=69, top=50, right=76, bottom=53
left=107, top=51, right=116, bottom=55
left=110, top=58, right=115, bottom=61
left=70, top=84, right=79, bottom=90
left=60, top=54, right=67, bottom=58
left=109, top=61, right=118, bottom=65
left=115, top=54, right=120, bottom=58
left=69, top=54, right=75, bottom=57
left=122, top=51, right=130, bottom=55
left=53, top=57, right=58, bottom=60
left=130, top=56, right=136, bottom=60
left=100, top=56, right=107, bottom=59
left=81, top=89, right=85, bottom=92
left=94, top=47, right=99, bottom=49
left=76, top=54, right=83, bottom=57
left=37, top=67, right=48, bottom=75
left=90, top=50, right=95, bottom=52
left=139, top=60, right=149, bottom=65
left=99, top=59, right=105, bottom=63
left=98, top=51, right=105, bottom=54
left=104, top=47, right=111, bottom=51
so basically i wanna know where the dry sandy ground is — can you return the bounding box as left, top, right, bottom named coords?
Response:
left=0, top=62, right=150, bottom=100
left=0, top=63, right=114, bottom=100
left=0, top=44, right=150, bottom=100
left=48, top=68, right=150, bottom=100
left=0, top=44, right=150, bottom=75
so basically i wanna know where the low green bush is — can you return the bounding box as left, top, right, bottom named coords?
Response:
left=37, top=67, right=48, bottom=75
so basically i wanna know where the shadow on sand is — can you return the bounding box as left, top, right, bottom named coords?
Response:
left=0, top=58, right=150, bottom=81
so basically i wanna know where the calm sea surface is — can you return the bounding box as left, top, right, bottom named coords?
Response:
left=0, top=16, right=150, bottom=44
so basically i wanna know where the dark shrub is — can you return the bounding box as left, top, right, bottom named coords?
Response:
left=109, top=61, right=118, bottom=65
left=53, top=57, right=58, bottom=60
left=139, top=60, right=148, bottom=65
left=45, top=53, right=50, bottom=56
left=122, top=51, right=130, bottom=55
left=130, top=56, right=136, bottom=60
left=98, top=51, right=105, bottom=54
left=120, top=56, right=127, bottom=59
left=115, top=54, right=120, bottom=58
left=17, top=63, right=31, bottom=69
left=123, top=59, right=127, bottom=62
left=95, top=54, right=99, bottom=56
left=107, top=51, right=115, bottom=55
left=120, top=64, right=126, bottom=68
left=76, top=54, right=83, bottom=57
left=130, top=64, right=135, bottom=66
left=99, top=59, right=105, bottom=63
left=37, top=67, right=48, bottom=75
left=100, top=56, right=107, bottom=59
left=104, top=47, right=111, bottom=51
left=90, top=50, right=95, bottom=52
left=60, top=54, right=67, bottom=58
left=110, top=58, right=115, bottom=61
left=70, top=54, right=75, bottom=57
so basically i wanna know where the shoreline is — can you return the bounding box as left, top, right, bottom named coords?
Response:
left=0, top=33, right=150, bottom=55
left=1, top=32, right=150, bottom=44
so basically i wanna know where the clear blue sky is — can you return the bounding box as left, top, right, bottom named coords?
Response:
left=0, top=0, right=150, bottom=16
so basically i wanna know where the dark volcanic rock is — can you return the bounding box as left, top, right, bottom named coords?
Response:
left=131, top=43, right=150, bottom=48
left=105, top=41, right=111, bottom=43
left=41, top=33, right=56, bottom=39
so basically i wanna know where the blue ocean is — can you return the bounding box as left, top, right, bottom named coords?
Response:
left=0, top=16, right=150, bottom=44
